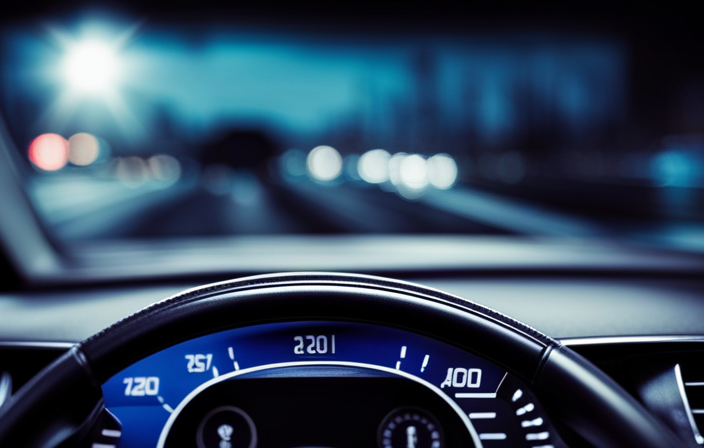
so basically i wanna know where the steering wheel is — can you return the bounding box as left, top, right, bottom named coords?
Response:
left=0, top=273, right=683, bottom=447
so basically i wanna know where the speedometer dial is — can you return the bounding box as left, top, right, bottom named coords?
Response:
left=102, top=321, right=565, bottom=448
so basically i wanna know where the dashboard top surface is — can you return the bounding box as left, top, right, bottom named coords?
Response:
left=0, top=277, right=702, bottom=343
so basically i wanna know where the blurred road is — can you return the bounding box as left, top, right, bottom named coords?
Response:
left=27, top=174, right=704, bottom=253
left=30, top=175, right=511, bottom=240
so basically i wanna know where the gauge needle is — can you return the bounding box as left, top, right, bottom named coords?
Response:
left=406, top=425, right=418, bottom=448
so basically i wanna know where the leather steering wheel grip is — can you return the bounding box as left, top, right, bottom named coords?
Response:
left=0, top=273, right=684, bottom=447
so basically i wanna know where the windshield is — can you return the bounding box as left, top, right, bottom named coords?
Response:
left=1, top=8, right=703, bottom=250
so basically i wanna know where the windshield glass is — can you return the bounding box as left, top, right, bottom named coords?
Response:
left=1, top=8, right=703, bottom=250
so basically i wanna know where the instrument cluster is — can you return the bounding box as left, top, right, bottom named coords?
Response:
left=102, top=321, right=565, bottom=448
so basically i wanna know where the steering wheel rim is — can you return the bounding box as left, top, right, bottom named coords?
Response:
left=0, top=272, right=683, bottom=447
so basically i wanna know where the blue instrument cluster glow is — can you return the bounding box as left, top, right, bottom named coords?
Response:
left=103, top=321, right=508, bottom=447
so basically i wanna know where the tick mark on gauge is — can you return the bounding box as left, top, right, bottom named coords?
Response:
left=469, top=412, right=496, bottom=420
left=512, top=388, right=523, bottom=402
left=212, top=366, right=220, bottom=378
left=455, top=392, right=496, bottom=399
left=521, top=417, right=543, bottom=428
left=526, top=431, right=550, bottom=441
left=421, top=354, right=430, bottom=372
left=516, top=403, right=535, bottom=416
left=395, top=345, right=407, bottom=370
left=479, top=433, right=507, bottom=440
left=157, top=395, right=174, bottom=413
left=227, top=346, right=240, bottom=371
left=101, top=429, right=122, bottom=438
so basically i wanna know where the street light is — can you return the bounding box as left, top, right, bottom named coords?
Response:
left=62, top=40, right=120, bottom=94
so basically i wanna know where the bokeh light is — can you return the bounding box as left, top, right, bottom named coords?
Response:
left=652, top=151, right=696, bottom=187
left=68, top=132, right=100, bottom=166
left=358, top=149, right=391, bottom=184
left=279, top=149, right=308, bottom=180
left=62, top=40, right=120, bottom=94
left=28, top=133, right=69, bottom=171
left=115, top=156, right=150, bottom=187
left=399, top=154, right=429, bottom=190
left=148, top=154, right=182, bottom=184
left=427, top=153, right=458, bottom=189
left=388, top=153, right=407, bottom=187
left=307, top=145, right=342, bottom=182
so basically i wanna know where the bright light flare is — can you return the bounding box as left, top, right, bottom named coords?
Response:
left=307, top=145, right=342, bottom=182
left=62, top=40, right=120, bottom=94
left=427, top=153, right=458, bottom=189
left=358, top=149, right=391, bottom=184
left=28, top=133, right=69, bottom=171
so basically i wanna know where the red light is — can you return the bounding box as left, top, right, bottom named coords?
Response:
left=28, top=134, right=69, bottom=171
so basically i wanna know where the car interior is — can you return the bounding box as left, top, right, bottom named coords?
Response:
left=1, top=3, right=704, bottom=448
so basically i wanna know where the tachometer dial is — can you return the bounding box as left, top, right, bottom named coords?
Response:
left=378, top=407, right=443, bottom=448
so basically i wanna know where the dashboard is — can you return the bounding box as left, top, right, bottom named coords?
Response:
left=2, top=272, right=703, bottom=448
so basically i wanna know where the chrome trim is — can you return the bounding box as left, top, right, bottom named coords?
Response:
left=560, top=335, right=704, bottom=346
left=0, top=341, right=74, bottom=349
left=675, top=364, right=704, bottom=445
